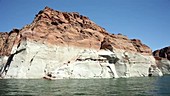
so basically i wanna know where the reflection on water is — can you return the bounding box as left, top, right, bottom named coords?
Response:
left=0, top=76, right=170, bottom=96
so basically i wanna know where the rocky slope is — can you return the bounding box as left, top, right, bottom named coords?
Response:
left=153, top=46, right=170, bottom=74
left=0, top=7, right=162, bottom=79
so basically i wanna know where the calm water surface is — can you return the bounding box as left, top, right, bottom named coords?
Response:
left=0, top=75, right=170, bottom=96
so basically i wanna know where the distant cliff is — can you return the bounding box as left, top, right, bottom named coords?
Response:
left=0, top=7, right=162, bottom=79
left=153, top=46, right=170, bottom=60
left=153, top=46, right=170, bottom=74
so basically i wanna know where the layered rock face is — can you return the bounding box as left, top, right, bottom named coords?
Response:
left=153, top=46, right=170, bottom=74
left=153, top=46, right=170, bottom=60
left=0, top=7, right=162, bottom=79
left=0, top=29, right=20, bottom=56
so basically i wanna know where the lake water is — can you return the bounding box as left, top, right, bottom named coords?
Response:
left=0, top=75, right=170, bottom=96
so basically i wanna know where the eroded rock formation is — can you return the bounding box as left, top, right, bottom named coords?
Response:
left=153, top=46, right=170, bottom=60
left=153, top=46, right=170, bottom=74
left=0, top=29, right=20, bottom=56
left=0, top=7, right=162, bottom=79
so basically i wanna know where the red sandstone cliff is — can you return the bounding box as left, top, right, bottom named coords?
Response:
left=153, top=46, right=170, bottom=60
left=0, top=29, right=20, bottom=56
left=0, top=7, right=152, bottom=56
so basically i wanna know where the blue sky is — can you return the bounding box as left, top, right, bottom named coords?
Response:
left=0, top=0, right=169, bottom=50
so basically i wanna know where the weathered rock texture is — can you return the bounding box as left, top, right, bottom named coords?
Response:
left=153, top=46, right=170, bottom=74
left=153, top=46, right=170, bottom=60
left=0, top=7, right=162, bottom=79
left=0, top=29, right=20, bottom=56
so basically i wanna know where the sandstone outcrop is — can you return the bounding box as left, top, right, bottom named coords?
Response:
left=153, top=46, right=170, bottom=74
left=153, top=46, right=170, bottom=60
left=0, top=7, right=162, bottom=79
left=131, top=39, right=152, bottom=55
left=0, top=29, right=20, bottom=56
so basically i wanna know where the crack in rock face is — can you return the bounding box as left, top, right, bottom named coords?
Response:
left=0, top=48, right=26, bottom=77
